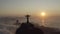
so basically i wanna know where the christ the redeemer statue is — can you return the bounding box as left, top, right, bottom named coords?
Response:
left=25, top=15, right=30, bottom=23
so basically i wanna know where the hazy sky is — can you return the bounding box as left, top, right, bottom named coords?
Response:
left=0, top=0, right=60, bottom=16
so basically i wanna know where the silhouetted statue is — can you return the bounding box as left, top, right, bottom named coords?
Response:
left=25, top=15, right=30, bottom=23
left=15, top=15, right=44, bottom=34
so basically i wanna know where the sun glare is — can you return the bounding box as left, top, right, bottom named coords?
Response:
left=41, top=12, right=46, bottom=16
left=40, top=12, right=46, bottom=26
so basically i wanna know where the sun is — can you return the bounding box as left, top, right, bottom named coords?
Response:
left=41, top=12, right=46, bottom=26
left=41, top=12, right=46, bottom=16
